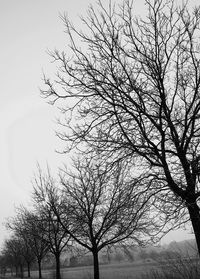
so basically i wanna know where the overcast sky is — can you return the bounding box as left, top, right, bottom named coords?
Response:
left=0, top=0, right=198, bottom=248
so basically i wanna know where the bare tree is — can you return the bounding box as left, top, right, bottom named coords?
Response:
left=0, top=255, right=9, bottom=277
left=47, top=156, right=156, bottom=279
left=2, top=237, right=26, bottom=278
left=32, top=166, right=71, bottom=279
left=6, top=212, right=35, bottom=278
left=42, top=0, right=200, bottom=254
left=14, top=208, right=50, bottom=279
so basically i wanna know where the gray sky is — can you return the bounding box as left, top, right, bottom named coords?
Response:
left=0, top=0, right=197, bottom=248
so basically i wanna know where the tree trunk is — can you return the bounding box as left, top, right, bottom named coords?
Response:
left=38, top=259, right=42, bottom=279
left=20, top=264, right=23, bottom=279
left=15, top=266, right=18, bottom=277
left=27, top=262, right=31, bottom=277
left=187, top=202, right=200, bottom=255
left=92, top=249, right=100, bottom=279
left=55, top=253, right=61, bottom=279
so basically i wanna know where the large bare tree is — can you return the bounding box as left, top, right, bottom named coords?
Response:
left=42, top=0, right=200, bottom=254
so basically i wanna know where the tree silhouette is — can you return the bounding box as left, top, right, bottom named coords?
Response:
left=2, top=237, right=25, bottom=278
left=15, top=208, right=49, bottom=279
left=63, top=157, right=159, bottom=279
left=6, top=211, right=36, bottom=278
left=32, top=166, right=71, bottom=279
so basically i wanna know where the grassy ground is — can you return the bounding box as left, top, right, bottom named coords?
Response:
left=30, top=261, right=158, bottom=279
left=4, top=257, right=200, bottom=279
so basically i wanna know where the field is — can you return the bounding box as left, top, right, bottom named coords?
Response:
left=30, top=261, right=158, bottom=279
left=27, top=256, right=200, bottom=279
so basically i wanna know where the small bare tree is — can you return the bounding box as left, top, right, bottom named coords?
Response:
left=2, top=237, right=26, bottom=278
left=6, top=212, right=36, bottom=278
left=32, top=166, right=71, bottom=279
left=14, top=208, right=50, bottom=279
left=42, top=0, right=200, bottom=254
left=50, top=156, right=157, bottom=279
